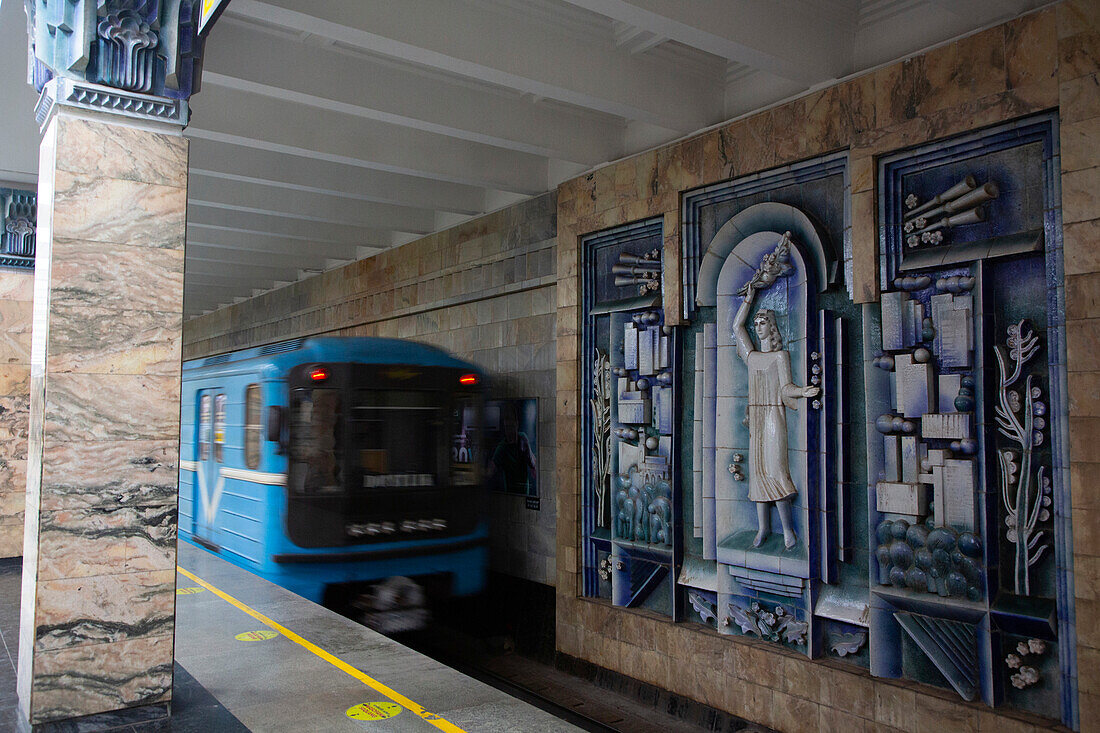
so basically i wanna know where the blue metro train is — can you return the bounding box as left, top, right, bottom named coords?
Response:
left=179, top=337, right=488, bottom=625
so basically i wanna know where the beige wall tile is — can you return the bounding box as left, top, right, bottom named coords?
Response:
left=1061, top=74, right=1100, bottom=124
left=1008, top=9, right=1059, bottom=90
left=1062, top=117, right=1100, bottom=173
left=1065, top=219, right=1100, bottom=276
left=1060, top=30, right=1100, bottom=81
left=874, top=683, right=917, bottom=732
left=1069, top=371, right=1100, bottom=415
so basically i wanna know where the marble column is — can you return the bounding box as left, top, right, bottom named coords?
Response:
left=17, top=107, right=186, bottom=726
left=0, top=268, right=33, bottom=558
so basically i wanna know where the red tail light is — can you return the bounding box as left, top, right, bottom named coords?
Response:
left=310, top=367, right=329, bottom=382
left=459, top=373, right=479, bottom=386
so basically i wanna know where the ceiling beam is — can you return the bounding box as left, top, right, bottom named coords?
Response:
left=186, top=206, right=397, bottom=248
left=188, top=84, right=549, bottom=194
left=186, top=261, right=296, bottom=285
left=184, top=223, right=382, bottom=258
left=202, top=19, right=625, bottom=166
left=557, top=0, right=853, bottom=83
left=185, top=246, right=318, bottom=273
left=188, top=173, right=439, bottom=234
left=222, top=0, right=719, bottom=131
left=187, top=139, right=488, bottom=216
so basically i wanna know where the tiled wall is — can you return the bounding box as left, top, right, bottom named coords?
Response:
left=0, top=270, right=32, bottom=558
left=183, top=193, right=559, bottom=585
left=555, top=3, right=1100, bottom=731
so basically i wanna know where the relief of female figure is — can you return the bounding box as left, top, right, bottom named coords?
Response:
left=733, top=280, right=818, bottom=549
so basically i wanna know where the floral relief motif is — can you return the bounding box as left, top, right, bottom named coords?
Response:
left=994, top=320, right=1051, bottom=596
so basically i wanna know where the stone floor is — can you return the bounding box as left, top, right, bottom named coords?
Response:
left=1, top=546, right=773, bottom=732
left=1, top=547, right=580, bottom=732
left=0, top=557, right=250, bottom=733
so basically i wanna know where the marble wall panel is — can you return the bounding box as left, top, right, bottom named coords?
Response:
left=1063, top=116, right=1100, bottom=172
left=1007, top=8, right=1059, bottom=91
left=0, top=364, right=30, bottom=393
left=0, top=396, right=30, bottom=459
left=33, top=569, right=175, bottom=652
left=48, top=239, right=184, bottom=313
left=54, top=118, right=188, bottom=188
left=35, top=505, right=176, bottom=582
left=42, top=374, right=180, bottom=441
left=30, top=635, right=172, bottom=723
left=0, top=300, right=33, bottom=364
left=1065, top=220, right=1100, bottom=276
left=0, top=272, right=34, bottom=301
left=39, top=440, right=178, bottom=511
left=0, top=489, right=25, bottom=524
left=0, top=521, right=22, bottom=557
left=1059, top=26, right=1100, bottom=81
left=1062, top=165, right=1100, bottom=224
left=51, top=172, right=186, bottom=248
left=0, top=460, right=27, bottom=501
left=46, top=306, right=182, bottom=377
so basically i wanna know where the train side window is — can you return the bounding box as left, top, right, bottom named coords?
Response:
left=214, top=393, right=227, bottom=463
left=244, top=384, right=261, bottom=469
left=199, top=393, right=212, bottom=460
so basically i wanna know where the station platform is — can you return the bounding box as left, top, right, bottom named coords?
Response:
left=0, top=543, right=581, bottom=732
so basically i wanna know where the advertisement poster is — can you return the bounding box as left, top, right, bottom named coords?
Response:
left=484, top=399, right=538, bottom=501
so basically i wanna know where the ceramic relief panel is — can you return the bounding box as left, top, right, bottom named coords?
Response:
left=581, top=219, right=679, bottom=616
left=868, top=113, right=1074, bottom=725
left=675, top=155, right=862, bottom=657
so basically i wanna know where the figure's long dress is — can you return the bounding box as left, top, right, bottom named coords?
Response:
left=745, top=349, right=797, bottom=502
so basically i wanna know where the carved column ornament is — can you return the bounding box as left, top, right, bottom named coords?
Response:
left=0, top=189, right=37, bottom=269
left=24, top=0, right=213, bottom=126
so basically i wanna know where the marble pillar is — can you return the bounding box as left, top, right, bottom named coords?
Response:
left=18, top=108, right=186, bottom=725
left=0, top=270, right=33, bottom=558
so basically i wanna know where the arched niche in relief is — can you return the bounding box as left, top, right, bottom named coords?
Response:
left=695, top=202, right=835, bottom=583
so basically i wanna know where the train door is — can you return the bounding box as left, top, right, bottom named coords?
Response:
left=194, top=389, right=226, bottom=549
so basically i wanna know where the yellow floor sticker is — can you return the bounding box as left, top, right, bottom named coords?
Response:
left=177, top=587, right=205, bottom=595
left=347, top=702, right=403, bottom=721
left=235, top=629, right=279, bottom=641
left=177, top=565, right=466, bottom=733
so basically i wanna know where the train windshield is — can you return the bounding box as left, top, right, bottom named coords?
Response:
left=287, top=367, right=481, bottom=498
left=285, top=362, right=484, bottom=547
left=288, top=387, right=344, bottom=493
left=351, top=390, right=441, bottom=488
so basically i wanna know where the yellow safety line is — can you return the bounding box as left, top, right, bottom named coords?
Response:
left=176, top=565, right=466, bottom=733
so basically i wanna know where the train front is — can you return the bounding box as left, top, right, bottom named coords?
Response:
left=269, top=356, right=488, bottom=632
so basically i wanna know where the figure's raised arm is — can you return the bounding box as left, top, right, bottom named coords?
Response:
left=733, top=282, right=756, bottom=362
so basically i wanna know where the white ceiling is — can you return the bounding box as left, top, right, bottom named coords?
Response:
left=0, top=0, right=1047, bottom=317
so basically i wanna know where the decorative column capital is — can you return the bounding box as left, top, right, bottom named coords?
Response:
left=0, top=189, right=37, bottom=270
left=35, top=76, right=189, bottom=131
left=24, top=0, right=222, bottom=127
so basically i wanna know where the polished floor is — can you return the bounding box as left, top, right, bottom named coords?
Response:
left=0, top=546, right=580, bottom=732
left=174, top=541, right=579, bottom=732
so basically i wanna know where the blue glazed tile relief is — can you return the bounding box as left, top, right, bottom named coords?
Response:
left=580, top=117, right=1073, bottom=729
left=872, top=113, right=1075, bottom=727
left=681, top=161, right=858, bottom=660
left=581, top=219, right=678, bottom=614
